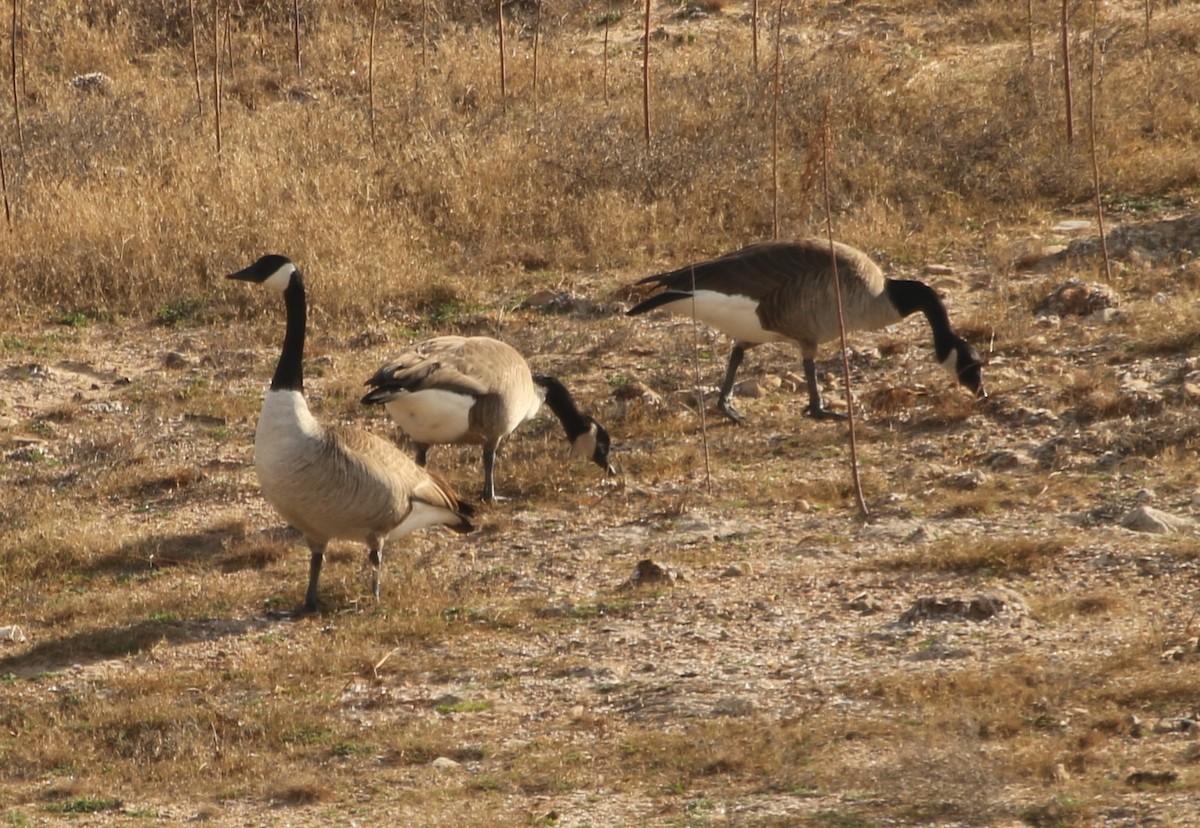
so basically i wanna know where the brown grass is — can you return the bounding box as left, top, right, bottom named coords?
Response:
left=2, top=0, right=1200, bottom=825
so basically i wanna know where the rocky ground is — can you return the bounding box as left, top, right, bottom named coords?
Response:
left=2, top=214, right=1200, bottom=825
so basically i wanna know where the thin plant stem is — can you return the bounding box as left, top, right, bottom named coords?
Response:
left=751, top=0, right=759, bottom=72
left=422, top=0, right=428, bottom=74
left=189, top=0, right=203, bottom=115
left=1062, top=0, right=1074, bottom=143
left=10, top=0, right=23, bottom=153
left=1027, top=0, right=1035, bottom=60
left=497, top=0, right=507, bottom=109
left=642, top=0, right=651, bottom=144
left=770, top=0, right=784, bottom=238
left=688, top=266, right=713, bottom=494
left=369, top=0, right=380, bottom=150
left=293, top=0, right=302, bottom=77
left=0, top=135, right=11, bottom=228
left=212, top=0, right=222, bottom=162
left=533, top=0, right=542, bottom=114
left=602, top=0, right=611, bottom=105
left=1088, top=0, right=1112, bottom=282
left=820, top=98, right=868, bottom=519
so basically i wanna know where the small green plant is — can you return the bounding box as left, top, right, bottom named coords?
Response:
left=44, top=796, right=123, bottom=814
left=156, top=298, right=204, bottom=327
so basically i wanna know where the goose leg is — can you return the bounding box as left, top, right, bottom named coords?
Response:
left=803, top=358, right=847, bottom=421
left=269, top=540, right=325, bottom=619
left=481, top=443, right=507, bottom=503
left=367, top=535, right=384, bottom=600
left=414, top=444, right=430, bottom=466
left=716, top=345, right=747, bottom=425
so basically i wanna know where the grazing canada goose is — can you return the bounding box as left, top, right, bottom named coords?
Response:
left=360, top=335, right=616, bottom=502
left=228, top=254, right=474, bottom=615
left=626, top=239, right=986, bottom=423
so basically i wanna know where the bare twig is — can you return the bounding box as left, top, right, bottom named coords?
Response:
left=751, top=0, right=759, bottom=72
left=1061, top=0, right=1074, bottom=143
left=0, top=136, right=11, bottom=228
left=212, top=0, right=223, bottom=161
left=1026, top=0, right=1035, bottom=61
left=1088, top=0, right=1111, bottom=282
left=642, top=0, right=651, bottom=144
left=533, top=0, right=542, bottom=114
left=10, top=0, right=23, bottom=153
left=770, top=0, right=784, bottom=238
left=422, top=0, right=428, bottom=74
left=820, top=98, right=868, bottom=519
left=688, top=266, right=713, bottom=494
left=292, top=0, right=303, bottom=77
left=497, top=0, right=507, bottom=108
left=602, top=0, right=611, bottom=105
left=1143, top=0, right=1152, bottom=49
left=369, top=0, right=380, bottom=150
left=188, top=0, right=203, bottom=115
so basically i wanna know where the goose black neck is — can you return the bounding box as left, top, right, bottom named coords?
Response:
left=533, top=374, right=590, bottom=439
left=271, top=273, right=306, bottom=392
left=885, top=279, right=959, bottom=359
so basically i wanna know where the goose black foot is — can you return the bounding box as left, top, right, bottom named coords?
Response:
left=266, top=602, right=320, bottom=620
left=806, top=404, right=848, bottom=421
left=716, top=397, right=747, bottom=425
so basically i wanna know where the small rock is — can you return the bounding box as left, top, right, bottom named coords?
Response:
left=923, top=263, right=955, bottom=276
left=613, top=382, right=664, bottom=420
left=734, top=379, right=766, bottom=399
left=899, top=590, right=1029, bottom=625
left=1125, top=769, right=1178, bottom=787
left=70, top=71, right=112, bottom=93
left=1053, top=219, right=1093, bottom=233
left=1134, top=488, right=1155, bottom=503
left=847, top=593, right=882, bottom=615
left=1036, top=279, right=1120, bottom=317
left=1120, top=505, right=1196, bottom=535
left=1052, top=763, right=1071, bottom=784
left=781, top=372, right=805, bottom=393
left=162, top=351, right=191, bottom=369
left=711, top=697, right=756, bottom=717
left=0, top=625, right=26, bottom=643
left=721, top=563, right=750, bottom=578
left=623, top=559, right=682, bottom=589
left=943, top=469, right=988, bottom=491
left=431, top=756, right=464, bottom=771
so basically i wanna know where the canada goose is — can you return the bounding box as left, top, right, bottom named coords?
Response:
left=228, top=254, right=474, bottom=615
left=626, top=239, right=986, bottom=423
left=360, top=335, right=616, bottom=502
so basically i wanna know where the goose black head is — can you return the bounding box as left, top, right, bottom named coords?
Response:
left=571, top=417, right=618, bottom=476
left=946, top=338, right=987, bottom=399
left=227, top=254, right=298, bottom=293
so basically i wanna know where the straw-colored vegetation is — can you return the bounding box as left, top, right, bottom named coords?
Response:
left=2, top=0, right=1199, bottom=824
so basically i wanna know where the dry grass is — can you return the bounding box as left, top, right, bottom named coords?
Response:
left=2, top=0, right=1200, bottom=825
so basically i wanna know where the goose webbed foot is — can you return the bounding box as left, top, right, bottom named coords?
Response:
left=716, top=396, right=747, bottom=425
left=266, top=601, right=320, bottom=620
left=806, top=403, right=848, bottom=421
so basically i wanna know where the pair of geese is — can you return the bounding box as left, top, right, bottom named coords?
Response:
left=229, top=239, right=986, bottom=615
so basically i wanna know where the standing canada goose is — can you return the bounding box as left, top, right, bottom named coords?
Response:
left=626, top=239, right=986, bottom=423
left=228, top=254, right=474, bottom=616
left=360, top=335, right=616, bottom=502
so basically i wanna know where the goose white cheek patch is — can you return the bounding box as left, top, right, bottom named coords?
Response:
left=262, top=262, right=297, bottom=292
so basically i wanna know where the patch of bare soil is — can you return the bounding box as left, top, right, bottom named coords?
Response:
left=3, top=216, right=1200, bottom=825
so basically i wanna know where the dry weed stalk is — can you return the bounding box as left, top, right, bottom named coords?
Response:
left=369, top=0, right=380, bottom=149
left=292, top=0, right=302, bottom=77
left=212, top=0, right=222, bottom=160
left=1088, top=0, right=1111, bottom=281
left=188, top=0, right=203, bottom=115
left=1061, top=0, right=1074, bottom=142
left=422, top=0, right=428, bottom=73
left=688, top=265, right=713, bottom=494
left=820, top=98, right=868, bottom=519
left=1026, top=0, right=1034, bottom=60
left=9, top=0, right=22, bottom=153
left=602, top=0, right=611, bottom=104
left=497, top=0, right=507, bottom=108
left=751, top=0, right=759, bottom=72
left=533, top=0, right=542, bottom=114
left=0, top=135, right=10, bottom=227
left=770, top=0, right=784, bottom=238
left=642, top=0, right=652, bottom=144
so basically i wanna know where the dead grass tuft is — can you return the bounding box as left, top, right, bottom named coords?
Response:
left=867, top=535, right=1068, bottom=576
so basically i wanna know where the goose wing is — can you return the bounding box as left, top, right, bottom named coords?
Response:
left=363, top=336, right=492, bottom=401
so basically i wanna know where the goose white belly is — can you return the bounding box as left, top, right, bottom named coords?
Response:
left=664, top=290, right=792, bottom=346
left=383, top=389, right=477, bottom=445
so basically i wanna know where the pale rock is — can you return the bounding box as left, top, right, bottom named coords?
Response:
left=431, top=756, right=464, bottom=771
left=1120, top=505, right=1196, bottom=534
left=923, top=263, right=955, bottom=276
